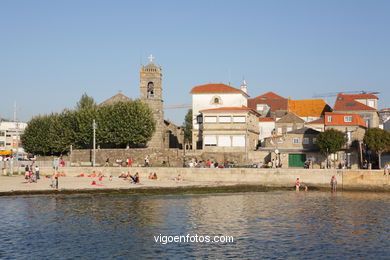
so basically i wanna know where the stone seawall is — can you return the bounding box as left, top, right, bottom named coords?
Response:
left=35, top=167, right=390, bottom=191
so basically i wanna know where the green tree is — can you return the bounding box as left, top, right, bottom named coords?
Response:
left=97, top=100, right=156, bottom=148
left=364, top=128, right=390, bottom=168
left=183, top=109, right=193, bottom=145
left=76, top=93, right=96, bottom=110
left=21, top=95, right=156, bottom=154
left=317, top=129, right=347, bottom=167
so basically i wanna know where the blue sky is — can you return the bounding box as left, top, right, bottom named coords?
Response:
left=1, top=0, right=389, bottom=125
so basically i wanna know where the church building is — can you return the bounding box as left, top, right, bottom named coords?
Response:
left=101, top=55, right=182, bottom=149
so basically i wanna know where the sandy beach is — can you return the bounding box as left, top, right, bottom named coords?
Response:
left=0, top=175, right=238, bottom=196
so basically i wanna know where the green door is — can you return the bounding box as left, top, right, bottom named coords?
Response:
left=288, top=154, right=306, bottom=167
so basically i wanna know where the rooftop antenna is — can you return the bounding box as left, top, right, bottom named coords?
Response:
left=228, top=68, right=231, bottom=86
left=13, top=101, right=17, bottom=122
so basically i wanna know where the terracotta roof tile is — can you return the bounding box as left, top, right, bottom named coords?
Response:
left=334, top=93, right=376, bottom=111
left=248, top=98, right=288, bottom=112
left=259, top=117, right=275, bottom=122
left=252, top=91, right=286, bottom=100
left=288, top=99, right=332, bottom=117
left=324, top=112, right=367, bottom=128
left=190, top=83, right=248, bottom=96
left=343, top=93, right=378, bottom=99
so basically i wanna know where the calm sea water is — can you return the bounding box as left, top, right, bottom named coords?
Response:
left=0, top=191, right=390, bottom=259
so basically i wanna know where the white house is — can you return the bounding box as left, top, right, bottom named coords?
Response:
left=190, top=82, right=249, bottom=149
left=0, top=120, right=27, bottom=154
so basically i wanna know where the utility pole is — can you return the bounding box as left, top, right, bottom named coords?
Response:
left=93, top=120, right=97, bottom=167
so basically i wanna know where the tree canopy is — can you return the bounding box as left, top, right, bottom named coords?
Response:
left=364, top=128, right=390, bottom=167
left=316, top=129, right=347, bottom=155
left=21, top=95, right=156, bottom=155
left=183, top=109, right=192, bottom=143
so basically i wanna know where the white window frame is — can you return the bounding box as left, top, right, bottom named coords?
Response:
left=218, top=135, right=231, bottom=147
left=233, top=116, right=246, bottom=123
left=204, top=116, right=217, bottom=123
left=293, top=138, right=299, bottom=144
left=327, top=116, right=332, bottom=122
left=232, top=135, right=246, bottom=147
left=219, top=116, right=231, bottom=123
left=344, top=116, right=353, bottom=123
left=204, top=135, right=217, bottom=146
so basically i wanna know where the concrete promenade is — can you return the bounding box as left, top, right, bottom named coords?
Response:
left=1, top=167, right=389, bottom=195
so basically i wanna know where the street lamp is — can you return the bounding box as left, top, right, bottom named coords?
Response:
left=92, top=120, right=97, bottom=167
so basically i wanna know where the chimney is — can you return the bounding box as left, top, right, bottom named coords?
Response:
left=240, top=80, right=247, bottom=93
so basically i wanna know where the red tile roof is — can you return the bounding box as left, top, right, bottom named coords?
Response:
left=343, top=93, right=378, bottom=99
left=190, top=83, right=248, bottom=96
left=200, top=106, right=253, bottom=112
left=324, top=112, right=367, bottom=128
left=259, top=117, right=275, bottom=122
left=252, top=91, right=285, bottom=100
left=248, top=98, right=288, bottom=112
left=334, top=93, right=376, bottom=111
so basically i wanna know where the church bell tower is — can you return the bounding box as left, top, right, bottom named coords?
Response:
left=140, top=55, right=165, bottom=148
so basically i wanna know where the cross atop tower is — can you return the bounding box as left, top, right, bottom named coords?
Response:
left=148, top=54, right=154, bottom=63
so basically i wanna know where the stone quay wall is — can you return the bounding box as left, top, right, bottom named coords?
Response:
left=33, top=167, right=390, bottom=191
left=70, top=148, right=184, bottom=167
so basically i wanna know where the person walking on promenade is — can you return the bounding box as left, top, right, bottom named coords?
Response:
left=384, top=162, right=390, bottom=175
left=295, top=178, right=300, bottom=191
left=104, top=157, right=110, bottom=167
left=144, top=155, right=150, bottom=167
left=35, top=165, right=40, bottom=180
left=330, top=176, right=337, bottom=192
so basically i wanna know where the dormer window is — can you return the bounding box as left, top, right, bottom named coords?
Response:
left=344, top=116, right=353, bottom=122
left=210, top=96, right=222, bottom=105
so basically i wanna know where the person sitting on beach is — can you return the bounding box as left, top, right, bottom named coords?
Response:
left=119, top=172, right=127, bottom=178
left=109, top=174, right=113, bottom=181
left=58, top=171, right=66, bottom=177
left=148, top=173, right=153, bottom=179
left=174, top=174, right=183, bottom=182
left=130, top=172, right=140, bottom=184
left=76, top=173, right=85, bottom=177
left=148, top=172, right=157, bottom=180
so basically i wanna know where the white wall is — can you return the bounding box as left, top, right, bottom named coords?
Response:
left=192, top=93, right=248, bottom=130
left=259, top=121, right=275, bottom=141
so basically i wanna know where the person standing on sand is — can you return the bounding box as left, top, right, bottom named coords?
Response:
left=330, top=176, right=337, bottom=192
left=295, top=178, right=300, bottom=191
left=35, top=165, right=40, bottom=180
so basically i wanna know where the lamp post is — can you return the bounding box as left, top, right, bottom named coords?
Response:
left=92, top=120, right=97, bottom=167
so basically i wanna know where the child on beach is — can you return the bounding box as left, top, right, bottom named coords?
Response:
left=295, top=178, right=300, bottom=191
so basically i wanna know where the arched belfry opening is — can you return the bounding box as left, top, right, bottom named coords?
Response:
left=147, top=81, right=154, bottom=98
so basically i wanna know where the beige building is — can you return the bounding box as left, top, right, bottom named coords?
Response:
left=262, top=127, right=324, bottom=168
left=199, top=107, right=260, bottom=152
left=275, top=113, right=305, bottom=135
left=324, top=112, right=367, bottom=168
left=334, top=93, right=379, bottom=128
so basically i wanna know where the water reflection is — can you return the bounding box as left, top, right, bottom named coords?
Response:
left=0, top=191, right=390, bottom=259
